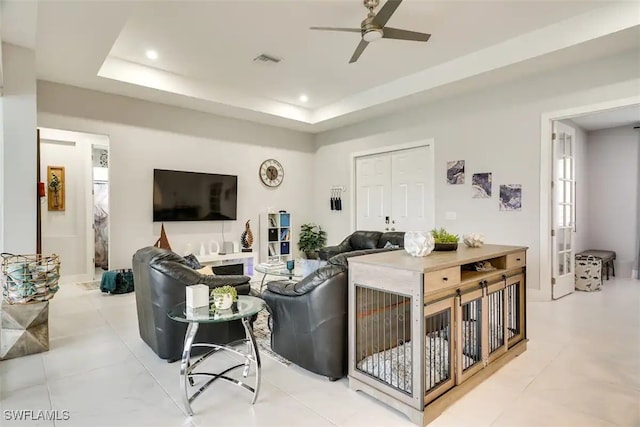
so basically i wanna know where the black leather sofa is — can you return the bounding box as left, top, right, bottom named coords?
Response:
left=318, top=230, right=405, bottom=261
left=132, top=247, right=251, bottom=361
left=262, top=231, right=405, bottom=380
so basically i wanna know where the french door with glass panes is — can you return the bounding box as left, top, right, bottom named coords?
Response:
left=552, top=122, right=576, bottom=299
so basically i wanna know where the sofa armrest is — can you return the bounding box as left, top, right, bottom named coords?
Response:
left=265, top=264, right=346, bottom=296
left=318, top=236, right=353, bottom=260
left=265, top=280, right=299, bottom=296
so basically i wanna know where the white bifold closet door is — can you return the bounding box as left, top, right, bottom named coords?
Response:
left=356, top=146, right=434, bottom=233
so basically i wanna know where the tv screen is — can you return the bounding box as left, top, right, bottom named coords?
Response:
left=153, top=169, right=237, bottom=221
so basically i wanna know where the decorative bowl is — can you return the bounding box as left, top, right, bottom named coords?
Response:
left=463, top=233, right=485, bottom=248
left=434, top=242, right=458, bottom=251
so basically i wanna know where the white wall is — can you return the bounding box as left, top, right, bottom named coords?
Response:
left=561, top=120, right=589, bottom=254
left=314, top=49, right=640, bottom=298
left=37, top=82, right=315, bottom=269
left=586, top=126, right=639, bottom=278
left=1, top=43, right=37, bottom=254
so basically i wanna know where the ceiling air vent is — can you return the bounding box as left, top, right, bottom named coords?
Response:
left=253, top=54, right=281, bottom=64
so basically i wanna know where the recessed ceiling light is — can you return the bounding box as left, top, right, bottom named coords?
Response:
left=146, top=50, right=158, bottom=60
left=299, top=94, right=309, bottom=103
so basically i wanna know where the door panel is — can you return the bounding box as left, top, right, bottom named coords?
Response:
left=356, top=146, right=434, bottom=232
left=552, top=122, right=576, bottom=299
left=391, top=146, right=434, bottom=232
left=356, top=154, right=391, bottom=231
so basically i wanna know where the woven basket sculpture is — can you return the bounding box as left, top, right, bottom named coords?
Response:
left=1, top=254, right=60, bottom=304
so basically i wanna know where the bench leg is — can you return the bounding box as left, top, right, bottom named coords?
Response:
left=611, top=261, right=615, bottom=277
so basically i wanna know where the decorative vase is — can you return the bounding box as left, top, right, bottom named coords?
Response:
left=240, top=220, right=254, bottom=252
left=434, top=242, right=458, bottom=251
left=213, top=294, right=233, bottom=310
left=404, top=231, right=435, bottom=257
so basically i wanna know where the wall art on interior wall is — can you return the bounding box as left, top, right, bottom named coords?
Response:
left=447, top=160, right=465, bottom=184
left=472, top=173, right=492, bottom=198
left=499, top=184, right=522, bottom=211
left=47, top=166, right=65, bottom=211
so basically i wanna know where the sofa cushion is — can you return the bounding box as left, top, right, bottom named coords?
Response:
left=377, top=231, right=405, bottom=248
left=349, top=231, right=383, bottom=250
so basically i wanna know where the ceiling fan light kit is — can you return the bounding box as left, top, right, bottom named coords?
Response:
left=311, top=0, right=431, bottom=63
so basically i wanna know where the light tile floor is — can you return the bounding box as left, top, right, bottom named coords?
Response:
left=1, top=277, right=638, bottom=427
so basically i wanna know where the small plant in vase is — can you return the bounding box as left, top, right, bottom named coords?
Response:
left=298, top=223, right=327, bottom=259
left=210, top=285, right=238, bottom=311
left=431, top=228, right=460, bottom=251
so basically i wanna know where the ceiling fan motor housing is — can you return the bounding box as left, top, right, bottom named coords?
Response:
left=361, top=15, right=384, bottom=42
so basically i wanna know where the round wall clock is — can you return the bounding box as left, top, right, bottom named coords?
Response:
left=259, top=159, right=284, bottom=187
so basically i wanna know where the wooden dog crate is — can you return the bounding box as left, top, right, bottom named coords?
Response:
left=348, top=245, right=527, bottom=425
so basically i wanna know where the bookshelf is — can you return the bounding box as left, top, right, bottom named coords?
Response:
left=260, top=212, right=292, bottom=263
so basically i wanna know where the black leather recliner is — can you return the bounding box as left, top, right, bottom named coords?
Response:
left=132, top=246, right=251, bottom=361
left=262, top=247, right=396, bottom=380
left=318, top=230, right=405, bottom=261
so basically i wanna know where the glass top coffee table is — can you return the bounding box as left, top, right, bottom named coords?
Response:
left=168, top=295, right=265, bottom=415
left=254, top=264, right=303, bottom=291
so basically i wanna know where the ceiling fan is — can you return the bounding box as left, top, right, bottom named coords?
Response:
left=310, top=0, right=431, bottom=64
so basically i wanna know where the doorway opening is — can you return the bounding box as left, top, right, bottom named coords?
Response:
left=38, top=128, right=110, bottom=284
left=540, top=98, right=640, bottom=300
left=92, top=145, right=110, bottom=280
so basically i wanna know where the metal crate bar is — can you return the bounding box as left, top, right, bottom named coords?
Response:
left=460, top=298, right=482, bottom=371
left=507, top=282, right=520, bottom=341
left=488, top=289, right=505, bottom=354
left=355, top=285, right=412, bottom=395
left=424, top=309, right=451, bottom=392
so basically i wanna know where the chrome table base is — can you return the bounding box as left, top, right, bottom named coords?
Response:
left=179, top=317, right=261, bottom=415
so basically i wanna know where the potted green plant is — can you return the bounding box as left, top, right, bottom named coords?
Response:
left=431, top=228, right=460, bottom=251
left=298, top=223, right=327, bottom=259
left=210, top=285, right=238, bottom=310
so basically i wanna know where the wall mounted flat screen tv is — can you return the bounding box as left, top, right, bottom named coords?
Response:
left=153, top=169, right=237, bottom=221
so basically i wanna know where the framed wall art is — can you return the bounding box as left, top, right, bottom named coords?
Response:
left=47, top=166, right=65, bottom=211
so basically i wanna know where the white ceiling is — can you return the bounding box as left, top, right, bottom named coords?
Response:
left=2, top=0, right=639, bottom=132
left=571, top=104, right=640, bottom=131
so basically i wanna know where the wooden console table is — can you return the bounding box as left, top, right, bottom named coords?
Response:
left=348, top=244, right=527, bottom=425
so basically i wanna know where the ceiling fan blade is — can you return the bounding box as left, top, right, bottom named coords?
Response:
left=382, top=27, right=431, bottom=42
left=310, top=27, right=361, bottom=33
left=349, top=39, right=369, bottom=63
left=374, top=0, right=402, bottom=27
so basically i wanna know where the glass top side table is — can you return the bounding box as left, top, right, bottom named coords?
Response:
left=168, top=295, right=265, bottom=416
left=254, top=264, right=303, bottom=292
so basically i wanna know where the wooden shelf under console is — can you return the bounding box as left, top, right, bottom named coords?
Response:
left=348, top=244, right=528, bottom=426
